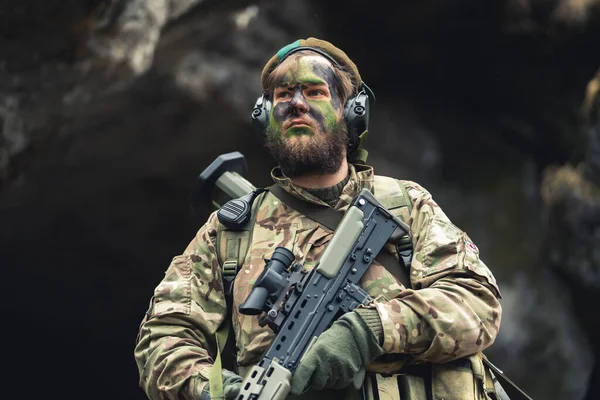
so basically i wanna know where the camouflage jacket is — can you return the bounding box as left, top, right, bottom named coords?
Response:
left=134, top=164, right=502, bottom=399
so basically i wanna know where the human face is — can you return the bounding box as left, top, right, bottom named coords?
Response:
left=265, top=55, right=348, bottom=177
left=269, top=55, right=343, bottom=138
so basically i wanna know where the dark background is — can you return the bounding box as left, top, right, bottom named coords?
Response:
left=1, top=1, right=600, bottom=399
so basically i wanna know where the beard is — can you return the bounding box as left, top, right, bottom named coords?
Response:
left=264, top=121, right=349, bottom=178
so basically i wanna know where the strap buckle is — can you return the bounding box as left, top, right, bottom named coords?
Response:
left=395, top=235, right=413, bottom=268
left=222, top=260, right=239, bottom=295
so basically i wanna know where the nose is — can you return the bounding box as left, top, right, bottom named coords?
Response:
left=290, top=92, right=308, bottom=115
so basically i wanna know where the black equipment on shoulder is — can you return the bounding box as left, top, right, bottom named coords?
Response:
left=217, top=187, right=266, bottom=230
left=191, top=151, right=256, bottom=214
left=250, top=46, right=375, bottom=156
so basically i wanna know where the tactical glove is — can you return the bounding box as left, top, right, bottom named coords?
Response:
left=200, top=368, right=242, bottom=400
left=290, top=308, right=386, bottom=394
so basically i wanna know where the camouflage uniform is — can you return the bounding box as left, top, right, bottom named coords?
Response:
left=134, top=163, right=502, bottom=399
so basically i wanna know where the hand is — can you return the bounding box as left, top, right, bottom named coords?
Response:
left=200, top=368, right=242, bottom=400
left=290, top=310, right=385, bottom=394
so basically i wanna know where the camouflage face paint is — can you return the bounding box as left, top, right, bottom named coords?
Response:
left=285, top=125, right=314, bottom=138
left=268, top=56, right=343, bottom=138
left=264, top=55, right=349, bottom=177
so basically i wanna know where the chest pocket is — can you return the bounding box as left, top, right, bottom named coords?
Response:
left=294, top=225, right=333, bottom=271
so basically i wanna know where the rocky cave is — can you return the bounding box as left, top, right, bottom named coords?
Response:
left=1, top=1, right=600, bottom=399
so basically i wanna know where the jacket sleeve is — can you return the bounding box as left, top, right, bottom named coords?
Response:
left=134, top=211, right=226, bottom=399
left=373, top=181, right=503, bottom=363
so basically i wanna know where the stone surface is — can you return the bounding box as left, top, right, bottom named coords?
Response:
left=2, top=1, right=600, bottom=399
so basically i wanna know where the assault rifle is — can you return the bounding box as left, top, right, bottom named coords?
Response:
left=235, top=188, right=408, bottom=400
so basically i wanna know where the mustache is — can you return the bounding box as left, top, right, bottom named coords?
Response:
left=264, top=120, right=349, bottom=178
left=282, top=117, right=315, bottom=130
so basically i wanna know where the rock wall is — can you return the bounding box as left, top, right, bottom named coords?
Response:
left=2, top=1, right=600, bottom=399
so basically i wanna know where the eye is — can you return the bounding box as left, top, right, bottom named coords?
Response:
left=307, top=89, right=324, bottom=97
left=276, top=91, right=291, bottom=99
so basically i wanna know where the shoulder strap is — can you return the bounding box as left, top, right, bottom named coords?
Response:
left=396, top=179, right=413, bottom=215
left=268, top=184, right=411, bottom=288
left=268, top=184, right=341, bottom=230
left=393, top=179, right=414, bottom=271
left=209, top=327, right=229, bottom=399
left=216, top=226, right=247, bottom=297
left=211, top=190, right=266, bottom=396
left=216, top=191, right=266, bottom=297
left=371, top=177, right=415, bottom=275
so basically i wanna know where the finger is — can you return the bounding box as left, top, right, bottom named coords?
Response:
left=331, top=377, right=348, bottom=390
left=290, top=362, right=316, bottom=395
left=310, top=366, right=329, bottom=391
left=224, top=382, right=241, bottom=400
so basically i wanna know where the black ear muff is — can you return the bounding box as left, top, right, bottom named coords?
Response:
left=344, top=83, right=375, bottom=153
left=251, top=92, right=271, bottom=141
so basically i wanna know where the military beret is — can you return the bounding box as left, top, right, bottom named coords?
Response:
left=260, top=37, right=362, bottom=93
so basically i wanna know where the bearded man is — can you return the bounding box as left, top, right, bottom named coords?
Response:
left=134, top=38, right=504, bottom=400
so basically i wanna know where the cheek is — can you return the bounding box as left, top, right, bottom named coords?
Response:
left=329, top=94, right=342, bottom=111
left=309, top=102, right=338, bottom=129
left=266, top=105, right=284, bottom=137
left=271, top=103, right=289, bottom=123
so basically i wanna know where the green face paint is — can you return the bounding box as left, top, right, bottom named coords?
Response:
left=285, top=126, right=314, bottom=137
left=267, top=107, right=283, bottom=142
left=263, top=56, right=349, bottom=178
left=269, top=56, right=344, bottom=138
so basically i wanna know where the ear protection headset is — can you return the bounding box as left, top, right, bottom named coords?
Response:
left=251, top=47, right=376, bottom=155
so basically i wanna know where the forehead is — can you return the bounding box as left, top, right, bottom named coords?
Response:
left=277, top=55, right=336, bottom=85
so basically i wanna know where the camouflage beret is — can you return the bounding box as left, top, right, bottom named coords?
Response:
left=261, top=37, right=362, bottom=93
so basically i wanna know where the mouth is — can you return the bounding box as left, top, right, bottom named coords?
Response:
left=285, top=118, right=313, bottom=129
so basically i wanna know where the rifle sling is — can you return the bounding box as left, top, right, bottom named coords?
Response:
left=483, top=358, right=533, bottom=400
left=268, top=184, right=410, bottom=288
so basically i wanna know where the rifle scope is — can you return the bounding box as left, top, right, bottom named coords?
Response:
left=239, top=247, right=294, bottom=315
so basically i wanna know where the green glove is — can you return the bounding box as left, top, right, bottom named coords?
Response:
left=290, top=308, right=386, bottom=394
left=200, top=368, right=242, bottom=400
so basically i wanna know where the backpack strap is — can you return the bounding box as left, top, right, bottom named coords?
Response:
left=268, top=184, right=342, bottom=230
left=208, top=326, right=229, bottom=399
left=216, top=227, right=248, bottom=298
left=216, top=191, right=266, bottom=298
left=210, top=191, right=266, bottom=398
left=393, top=179, right=414, bottom=271
left=372, top=177, right=414, bottom=275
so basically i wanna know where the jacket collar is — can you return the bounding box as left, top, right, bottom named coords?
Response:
left=270, top=163, right=375, bottom=211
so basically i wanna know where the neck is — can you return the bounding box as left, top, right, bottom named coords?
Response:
left=290, top=158, right=349, bottom=189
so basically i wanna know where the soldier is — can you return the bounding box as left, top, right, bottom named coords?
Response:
left=134, top=38, right=503, bottom=400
